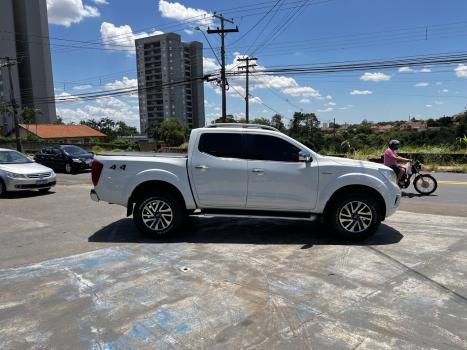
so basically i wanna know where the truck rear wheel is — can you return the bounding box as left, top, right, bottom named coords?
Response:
left=325, top=193, right=381, bottom=241
left=133, top=192, right=184, bottom=238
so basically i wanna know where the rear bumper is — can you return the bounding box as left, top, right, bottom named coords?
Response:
left=90, top=189, right=99, bottom=202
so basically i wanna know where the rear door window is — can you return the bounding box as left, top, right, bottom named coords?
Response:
left=198, top=133, right=244, bottom=159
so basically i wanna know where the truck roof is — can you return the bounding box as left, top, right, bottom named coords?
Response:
left=205, top=123, right=280, bottom=132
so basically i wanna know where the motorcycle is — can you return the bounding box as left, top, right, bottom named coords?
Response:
left=398, top=160, right=437, bottom=195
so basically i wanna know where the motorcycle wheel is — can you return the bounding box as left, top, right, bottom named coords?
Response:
left=413, top=174, right=437, bottom=195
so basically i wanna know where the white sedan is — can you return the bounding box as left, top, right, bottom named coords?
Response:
left=0, top=148, right=56, bottom=197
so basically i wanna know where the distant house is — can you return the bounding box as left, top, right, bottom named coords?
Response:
left=19, top=124, right=106, bottom=143
left=372, top=124, right=393, bottom=133
left=399, top=122, right=427, bottom=132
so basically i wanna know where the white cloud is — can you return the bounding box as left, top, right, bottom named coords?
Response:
left=158, top=0, right=212, bottom=27
left=414, top=82, right=429, bottom=87
left=299, top=98, right=310, bottom=104
left=360, top=72, right=391, bottom=82
left=105, top=76, right=137, bottom=90
left=455, top=64, right=467, bottom=78
left=326, top=102, right=336, bottom=106
left=73, top=84, right=92, bottom=90
left=203, top=57, right=220, bottom=73
left=57, top=96, right=140, bottom=128
left=350, top=89, right=373, bottom=95
left=425, top=104, right=432, bottom=108
left=93, top=0, right=108, bottom=4
left=441, top=89, right=449, bottom=93
left=47, top=0, right=100, bottom=27
left=398, top=66, right=414, bottom=73
left=420, top=67, right=431, bottom=73
left=250, top=96, right=263, bottom=104
left=436, top=82, right=442, bottom=85
left=100, top=22, right=163, bottom=53
left=184, top=29, right=194, bottom=35
left=317, top=107, right=333, bottom=113
left=434, top=100, right=444, bottom=105
left=325, top=95, right=332, bottom=100
left=282, top=86, right=321, bottom=98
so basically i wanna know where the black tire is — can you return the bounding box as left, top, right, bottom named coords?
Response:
left=413, top=174, right=437, bottom=195
left=64, top=163, right=73, bottom=174
left=38, top=188, right=51, bottom=193
left=0, top=180, right=6, bottom=197
left=325, top=193, right=382, bottom=241
left=133, top=192, right=184, bottom=238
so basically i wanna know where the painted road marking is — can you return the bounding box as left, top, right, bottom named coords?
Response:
left=437, top=181, right=467, bottom=185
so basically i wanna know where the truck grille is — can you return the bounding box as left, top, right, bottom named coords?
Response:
left=27, top=172, right=52, bottom=179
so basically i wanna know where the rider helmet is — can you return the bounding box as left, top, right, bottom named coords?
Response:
left=388, top=139, right=400, bottom=150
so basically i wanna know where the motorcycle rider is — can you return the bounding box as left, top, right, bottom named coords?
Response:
left=384, top=140, right=411, bottom=182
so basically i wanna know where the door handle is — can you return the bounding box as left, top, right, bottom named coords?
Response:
left=252, top=168, right=264, bottom=174
left=195, top=165, right=209, bottom=170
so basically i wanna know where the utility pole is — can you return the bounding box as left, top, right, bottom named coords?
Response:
left=238, top=56, right=257, bottom=123
left=207, top=13, right=238, bottom=120
left=0, top=57, right=22, bottom=152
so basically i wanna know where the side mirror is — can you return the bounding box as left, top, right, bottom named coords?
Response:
left=299, top=150, right=312, bottom=162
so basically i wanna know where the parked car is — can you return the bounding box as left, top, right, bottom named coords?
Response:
left=0, top=148, right=56, bottom=197
left=34, top=145, right=93, bottom=174
left=90, top=124, right=401, bottom=241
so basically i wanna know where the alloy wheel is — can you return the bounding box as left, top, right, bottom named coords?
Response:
left=338, top=201, right=373, bottom=233
left=141, top=200, right=174, bottom=232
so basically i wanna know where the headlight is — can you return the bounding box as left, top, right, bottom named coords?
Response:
left=72, top=158, right=82, bottom=163
left=379, top=168, right=397, bottom=183
left=5, top=171, right=26, bottom=179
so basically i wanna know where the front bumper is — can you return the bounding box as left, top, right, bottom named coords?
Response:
left=5, top=176, right=57, bottom=191
left=382, top=182, right=401, bottom=218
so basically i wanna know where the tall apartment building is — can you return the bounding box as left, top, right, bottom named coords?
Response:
left=136, top=33, right=205, bottom=135
left=0, top=0, right=56, bottom=135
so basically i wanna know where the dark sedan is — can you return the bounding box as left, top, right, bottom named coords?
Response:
left=34, top=145, right=94, bottom=174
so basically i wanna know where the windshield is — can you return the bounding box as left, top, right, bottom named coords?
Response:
left=61, top=145, right=87, bottom=155
left=0, top=150, right=33, bottom=164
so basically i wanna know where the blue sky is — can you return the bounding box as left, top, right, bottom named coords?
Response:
left=47, top=0, right=467, bottom=129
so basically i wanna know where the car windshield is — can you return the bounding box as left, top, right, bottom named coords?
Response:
left=0, top=150, right=33, bottom=164
left=61, top=145, right=87, bottom=155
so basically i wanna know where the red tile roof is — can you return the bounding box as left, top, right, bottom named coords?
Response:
left=20, top=124, right=106, bottom=139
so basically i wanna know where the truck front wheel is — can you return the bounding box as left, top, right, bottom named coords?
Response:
left=133, top=193, right=184, bottom=238
left=325, top=193, right=381, bottom=241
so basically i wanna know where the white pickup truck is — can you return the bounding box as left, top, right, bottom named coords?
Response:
left=90, top=124, right=401, bottom=240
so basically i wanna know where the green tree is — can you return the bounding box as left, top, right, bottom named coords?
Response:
left=288, top=112, right=323, bottom=150
left=213, top=114, right=237, bottom=123
left=251, top=117, right=271, bottom=126
left=152, top=119, right=187, bottom=147
left=271, top=114, right=286, bottom=132
left=21, top=107, right=41, bottom=125
left=55, top=115, right=64, bottom=124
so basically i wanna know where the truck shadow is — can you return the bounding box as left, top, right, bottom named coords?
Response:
left=88, top=217, right=403, bottom=247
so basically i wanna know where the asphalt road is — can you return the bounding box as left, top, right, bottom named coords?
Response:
left=0, top=171, right=466, bottom=349
left=58, top=170, right=467, bottom=217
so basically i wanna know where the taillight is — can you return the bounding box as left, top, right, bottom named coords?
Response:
left=91, top=160, right=103, bottom=186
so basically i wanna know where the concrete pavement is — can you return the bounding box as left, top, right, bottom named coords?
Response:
left=0, top=211, right=466, bottom=349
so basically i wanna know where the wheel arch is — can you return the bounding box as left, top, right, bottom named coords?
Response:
left=127, top=180, right=187, bottom=216
left=323, top=184, right=386, bottom=220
